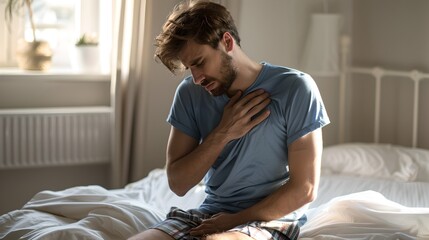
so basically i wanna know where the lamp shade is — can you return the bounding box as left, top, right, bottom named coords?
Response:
left=300, top=13, right=340, bottom=76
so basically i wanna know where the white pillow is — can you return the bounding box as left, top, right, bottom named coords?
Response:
left=395, top=146, right=429, bottom=182
left=321, top=143, right=418, bottom=182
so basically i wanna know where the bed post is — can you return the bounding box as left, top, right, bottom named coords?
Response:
left=372, top=68, right=383, bottom=144
left=410, top=71, right=421, bottom=148
left=339, top=35, right=350, bottom=144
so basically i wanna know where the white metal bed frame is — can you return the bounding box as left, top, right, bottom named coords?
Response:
left=339, top=36, right=429, bottom=148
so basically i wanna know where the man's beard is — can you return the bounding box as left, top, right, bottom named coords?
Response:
left=209, top=52, right=237, bottom=96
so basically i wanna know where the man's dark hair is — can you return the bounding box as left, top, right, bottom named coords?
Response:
left=155, top=0, right=241, bottom=74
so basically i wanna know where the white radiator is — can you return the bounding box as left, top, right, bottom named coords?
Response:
left=0, top=107, right=112, bottom=168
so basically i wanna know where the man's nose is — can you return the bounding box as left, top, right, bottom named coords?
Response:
left=191, top=68, right=204, bottom=85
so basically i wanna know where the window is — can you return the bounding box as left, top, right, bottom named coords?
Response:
left=0, top=0, right=112, bottom=73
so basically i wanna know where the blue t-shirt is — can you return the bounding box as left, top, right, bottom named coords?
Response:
left=167, top=62, right=330, bottom=215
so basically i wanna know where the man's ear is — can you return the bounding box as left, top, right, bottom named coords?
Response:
left=222, top=32, right=234, bottom=52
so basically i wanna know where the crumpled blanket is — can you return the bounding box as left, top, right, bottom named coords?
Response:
left=300, top=190, right=429, bottom=240
left=0, top=186, right=164, bottom=240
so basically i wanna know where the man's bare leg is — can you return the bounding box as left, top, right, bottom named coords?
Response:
left=205, top=231, right=254, bottom=240
left=128, top=228, right=255, bottom=240
left=128, top=229, right=174, bottom=240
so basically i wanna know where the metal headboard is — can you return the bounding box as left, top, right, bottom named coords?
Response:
left=339, top=36, right=429, bottom=148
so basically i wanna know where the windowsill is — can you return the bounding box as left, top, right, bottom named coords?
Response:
left=0, top=67, right=111, bottom=82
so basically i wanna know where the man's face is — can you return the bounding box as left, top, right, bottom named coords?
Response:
left=179, top=40, right=237, bottom=96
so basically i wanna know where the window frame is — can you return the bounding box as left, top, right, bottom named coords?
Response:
left=0, top=0, right=112, bottom=76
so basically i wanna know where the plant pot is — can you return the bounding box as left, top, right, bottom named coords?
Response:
left=70, top=45, right=100, bottom=72
left=16, top=40, right=53, bottom=71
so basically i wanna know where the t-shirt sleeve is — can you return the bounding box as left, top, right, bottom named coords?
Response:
left=166, top=78, right=201, bottom=140
left=285, top=73, right=330, bottom=145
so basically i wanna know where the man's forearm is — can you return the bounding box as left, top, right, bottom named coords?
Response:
left=167, top=129, right=230, bottom=196
left=236, top=179, right=315, bottom=223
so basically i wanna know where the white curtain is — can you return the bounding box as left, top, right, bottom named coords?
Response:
left=110, top=0, right=149, bottom=188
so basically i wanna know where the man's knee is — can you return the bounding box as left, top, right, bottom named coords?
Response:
left=127, top=229, right=173, bottom=240
left=204, top=231, right=253, bottom=240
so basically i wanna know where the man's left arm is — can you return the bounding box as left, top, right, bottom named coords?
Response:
left=244, top=128, right=323, bottom=220
left=190, top=128, right=323, bottom=235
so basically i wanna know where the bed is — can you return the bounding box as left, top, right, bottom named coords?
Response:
left=2, top=38, right=429, bottom=239
left=1, top=143, right=429, bottom=239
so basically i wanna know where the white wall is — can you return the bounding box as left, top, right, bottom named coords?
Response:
left=239, top=0, right=298, bottom=67
left=0, top=164, right=109, bottom=214
left=0, top=77, right=110, bottom=108
left=347, top=0, right=429, bottom=148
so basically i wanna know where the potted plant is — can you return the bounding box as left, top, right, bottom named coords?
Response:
left=74, top=33, right=99, bottom=47
left=70, top=33, right=100, bottom=72
left=4, top=0, right=52, bottom=71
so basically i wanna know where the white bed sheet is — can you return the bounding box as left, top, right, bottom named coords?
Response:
left=1, top=169, right=429, bottom=240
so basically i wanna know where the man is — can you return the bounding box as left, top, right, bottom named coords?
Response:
left=129, top=1, right=329, bottom=239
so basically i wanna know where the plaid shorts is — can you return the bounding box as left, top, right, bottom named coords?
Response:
left=152, top=207, right=302, bottom=240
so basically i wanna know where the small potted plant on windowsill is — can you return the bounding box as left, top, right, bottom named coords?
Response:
left=70, top=33, right=100, bottom=72
left=4, top=0, right=52, bottom=71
